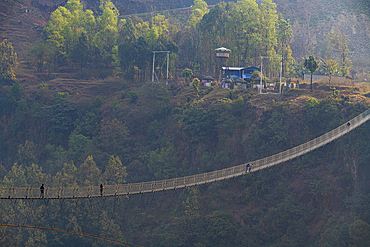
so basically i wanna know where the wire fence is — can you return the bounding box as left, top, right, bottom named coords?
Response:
left=1, top=108, right=370, bottom=200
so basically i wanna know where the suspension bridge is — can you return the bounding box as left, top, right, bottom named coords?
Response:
left=1, top=108, right=370, bottom=200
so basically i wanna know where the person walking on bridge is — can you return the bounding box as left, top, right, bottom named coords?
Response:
left=246, top=164, right=252, bottom=173
left=100, top=184, right=104, bottom=196
left=40, top=184, right=45, bottom=198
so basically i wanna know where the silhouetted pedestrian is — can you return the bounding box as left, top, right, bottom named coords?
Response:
left=100, top=184, right=104, bottom=196
left=40, top=184, right=45, bottom=198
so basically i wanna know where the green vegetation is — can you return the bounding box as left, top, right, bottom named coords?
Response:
left=0, top=72, right=370, bottom=245
left=0, top=39, right=17, bottom=84
left=192, top=77, right=200, bottom=98
left=323, top=59, right=338, bottom=86
left=1, top=0, right=370, bottom=246
left=304, top=55, right=320, bottom=91
left=328, top=28, right=353, bottom=77
left=26, top=0, right=294, bottom=80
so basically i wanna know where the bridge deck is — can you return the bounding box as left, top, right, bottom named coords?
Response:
left=1, top=109, right=370, bottom=200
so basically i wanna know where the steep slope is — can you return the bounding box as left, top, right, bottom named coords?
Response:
left=0, top=0, right=51, bottom=59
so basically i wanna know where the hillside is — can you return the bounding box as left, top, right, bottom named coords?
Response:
left=2, top=0, right=370, bottom=77
left=1, top=76, right=370, bottom=246
left=2, top=0, right=370, bottom=246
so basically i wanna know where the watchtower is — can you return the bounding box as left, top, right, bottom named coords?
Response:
left=215, top=47, right=231, bottom=81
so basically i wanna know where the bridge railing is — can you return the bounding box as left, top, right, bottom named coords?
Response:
left=1, top=108, right=370, bottom=199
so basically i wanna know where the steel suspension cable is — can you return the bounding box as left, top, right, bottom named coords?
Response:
left=0, top=223, right=141, bottom=247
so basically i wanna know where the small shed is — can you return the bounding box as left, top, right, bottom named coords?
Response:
left=202, top=76, right=214, bottom=82
left=202, top=76, right=215, bottom=87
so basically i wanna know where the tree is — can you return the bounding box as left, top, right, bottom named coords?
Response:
left=188, top=0, right=209, bottom=30
left=72, top=32, right=89, bottom=68
left=45, top=0, right=95, bottom=69
left=181, top=68, right=193, bottom=84
left=192, top=78, right=200, bottom=99
left=147, top=142, right=178, bottom=180
left=131, top=37, right=151, bottom=82
left=259, top=0, right=278, bottom=74
left=304, top=55, right=319, bottom=92
left=181, top=187, right=202, bottom=245
left=328, top=29, right=352, bottom=76
left=0, top=39, right=17, bottom=84
left=92, top=0, right=120, bottom=68
left=323, top=60, right=337, bottom=86
left=103, top=155, right=127, bottom=184
left=52, top=163, right=78, bottom=187
left=49, top=92, right=77, bottom=145
left=67, top=134, right=92, bottom=163
left=277, top=14, right=293, bottom=77
left=229, top=0, right=261, bottom=66
left=118, top=18, right=137, bottom=71
left=349, top=220, right=370, bottom=247
left=206, top=211, right=237, bottom=246
left=78, top=155, right=101, bottom=186
left=17, top=140, right=38, bottom=167
left=98, top=118, right=131, bottom=161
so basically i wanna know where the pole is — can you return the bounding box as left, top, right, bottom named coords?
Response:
left=166, top=51, right=169, bottom=84
left=152, top=51, right=170, bottom=83
left=260, top=56, right=263, bottom=94
left=152, top=52, right=156, bottom=82
left=260, top=56, right=282, bottom=95
left=279, top=57, right=282, bottom=94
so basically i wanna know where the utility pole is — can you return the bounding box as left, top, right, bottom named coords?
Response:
left=152, top=51, right=170, bottom=83
left=260, top=56, right=283, bottom=94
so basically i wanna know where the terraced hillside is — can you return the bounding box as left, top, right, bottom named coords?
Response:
left=0, top=0, right=50, bottom=59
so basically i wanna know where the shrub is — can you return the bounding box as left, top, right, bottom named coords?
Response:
left=127, top=89, right=138, bottom=103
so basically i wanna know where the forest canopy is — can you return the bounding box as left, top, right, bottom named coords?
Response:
left=32, top=0, right=293, bottom=80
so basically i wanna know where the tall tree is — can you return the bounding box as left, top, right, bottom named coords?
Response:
left=198, top=2, right=227, bottom=73
left=92, top=0, right=120, bottom=68
left=0, top=39, right=17, bottom=84
left=188, top=0, right=209, bottom=30
left=192, top=78, right=200, bottom=98
left=277, top=14, right=293, bottom=77
left=72, top=32, right=89, bottom=68
left=328, top=29, right=352, bottom=76
left=118, top=18, right=137, bottom=72
left=131, top=37, right=151, bottom=81
left=323, top=59, right=337, bottom=86
left=78, top=155, right=101, bottom=186
left=45, top=0, right=95, bottom=68
left=103, top=155, right=127, bottom=184
left=259, top=0, right=278, bottom=77
left=304, top=55, right=319, bottom=92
